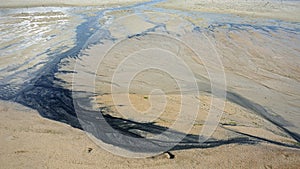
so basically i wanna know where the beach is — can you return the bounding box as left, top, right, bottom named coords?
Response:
left=1, top=0, right=149, bottom=8
left=156, top=0, right=300, bottom=22
left=1, top=100, right=299, bottom=168
left=0, top=0, right=300, bottom=168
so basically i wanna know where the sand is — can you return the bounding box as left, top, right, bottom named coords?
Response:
left=1, top=0, right=300, bottom=168
left=156, top=0, right=300, bottom=22
left=1, top=100, right=300, bottom=169
left=3, top=0, right=299, bottom=22
left=0, top=0, right=149, bottom=8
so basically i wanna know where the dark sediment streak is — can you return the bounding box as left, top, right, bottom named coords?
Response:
left=227, top=92, right=300, bottom=142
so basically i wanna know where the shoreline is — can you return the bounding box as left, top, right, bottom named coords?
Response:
left=2, top=0, right=299, bottom=22
left=0, top=0, right=150, bottom=8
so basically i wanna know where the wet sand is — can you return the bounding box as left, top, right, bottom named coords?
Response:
left=1, top=0, right=149, bottom=8
left=0, top=0, right=300, bottom=168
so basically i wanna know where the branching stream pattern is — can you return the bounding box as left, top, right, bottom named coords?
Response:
left=0, top=0, right=300, bottom=154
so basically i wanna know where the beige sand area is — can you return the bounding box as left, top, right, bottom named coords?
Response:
left=54, top=6, right=300, bottom=167
left=68, top=31, right=300, bottom=167
left=1, top=100, right=300, bottom=169
left=156, top=0, right=300, bottom=22
left=1, top=0, right=300, bottom=168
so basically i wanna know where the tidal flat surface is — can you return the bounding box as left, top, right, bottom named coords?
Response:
left=0, top=0, right=300, bottom=156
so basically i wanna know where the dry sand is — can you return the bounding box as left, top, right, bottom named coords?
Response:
left=1, top=100, right=300, bottom=169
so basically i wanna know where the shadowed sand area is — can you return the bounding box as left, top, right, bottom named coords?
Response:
left=0, top=0, right=300, bottom=168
